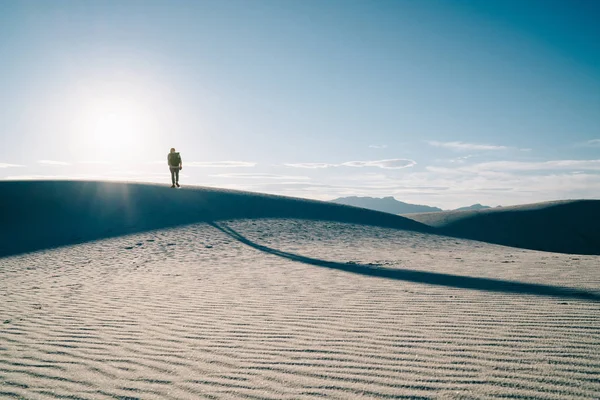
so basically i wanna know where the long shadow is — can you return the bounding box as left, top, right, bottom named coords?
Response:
left=0, top=180, right=432, bottom=258
left=210, top=222, right=600, bottom=302
left=2, top=181, right=598, bottom=259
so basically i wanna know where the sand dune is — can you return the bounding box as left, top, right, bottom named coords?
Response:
left=2, top=181, right=598, bottom=257
left=0, top=181, right=430, bottom=258
left=405, top=200, right=600, bottom=255
left=1, top=181, right=599, bottom=398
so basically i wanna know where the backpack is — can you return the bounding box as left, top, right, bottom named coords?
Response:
left=168, top=152, right=181, bottom=167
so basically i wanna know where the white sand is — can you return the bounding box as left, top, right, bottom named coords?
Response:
left=2, top=219, right=599, bottom=399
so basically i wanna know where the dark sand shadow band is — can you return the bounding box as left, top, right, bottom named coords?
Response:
left=210, top=222, right=600, bottom=302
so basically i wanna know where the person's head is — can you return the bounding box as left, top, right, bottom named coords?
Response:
left=170, top=148, right=176, bottom=153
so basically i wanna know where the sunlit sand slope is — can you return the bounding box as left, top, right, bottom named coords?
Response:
left=1, top=220, right=599, bottom=399
left=0, top=180, right=430, bottom=257
left=405, top=200, right=600, bottom=255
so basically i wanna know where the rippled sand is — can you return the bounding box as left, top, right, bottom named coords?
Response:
left=2, top=220, right=599, bottom=399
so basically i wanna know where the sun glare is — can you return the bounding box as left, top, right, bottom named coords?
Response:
left=90, top=110, right=138, bottom=147
left=72, top=95, right=158, bottom=163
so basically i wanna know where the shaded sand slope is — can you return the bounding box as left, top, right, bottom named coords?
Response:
left=0, top=181, right=430, bottom=257
left=1, top=220, right=599, bottom=399
left=405, top=200, right=600, bottom=255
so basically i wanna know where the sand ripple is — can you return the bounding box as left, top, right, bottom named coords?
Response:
left=1, top=220, right=599, bottom=399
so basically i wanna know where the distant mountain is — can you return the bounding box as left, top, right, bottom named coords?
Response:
left=454, top=204, right=492, bottom=212
left=331, top=197, right=493, bottom=215
left=331, top=196, right=442, bottom=215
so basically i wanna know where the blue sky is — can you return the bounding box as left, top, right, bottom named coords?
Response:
left=1, top=0, right=598, bottom=208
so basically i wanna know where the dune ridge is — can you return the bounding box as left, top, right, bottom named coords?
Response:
left=0, top=180, right=430, bottom=258
left=2, top=180, right=599, bottom=256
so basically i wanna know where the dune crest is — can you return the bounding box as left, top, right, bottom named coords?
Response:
left=0, top=180, right=430, bottom=257
left=1, top=181, right=599, bottom=256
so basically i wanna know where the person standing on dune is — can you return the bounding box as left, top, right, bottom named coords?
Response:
left=168, top=148, right=183, bottom=188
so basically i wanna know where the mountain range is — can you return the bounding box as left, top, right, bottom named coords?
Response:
left=331, top=196, right=491, bottom=215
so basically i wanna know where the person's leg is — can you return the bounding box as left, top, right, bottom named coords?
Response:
left=175, top=168, right=180, bottom=186
left=170, top=168, right=176, bottom=186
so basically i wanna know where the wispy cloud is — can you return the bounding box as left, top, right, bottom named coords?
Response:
left=342, top=159, right=416, bottom=169
left=576, top=139, right=600, bottom=147
left=2, top=174, right=173, bottom=183
left=79, top=160, right=113, bottom=165
left=428, top=141, right=508, bottom=151
left=187, top=161, right=257, bottom=168
left=3, top=174, right=100, bottom=181
left=0, top=163, right=23, bottom=168
left=38, top=160, right=71, bottom=166
left=588, top=139, right=600, bottom=147
left=448, top=155, right=475, bottom=164
left=368, top=144, right=388, bottom=149
left=212, top=173, right=310, bottom=180
left=284, top=163, right=332, bottom=169
left=426, top=160, right=600, bottom=177
left=285, top=159, right=416, bottom=170
left=212, top=158, right=600, bottom=209
left=467, top=159, right=600, bottom=172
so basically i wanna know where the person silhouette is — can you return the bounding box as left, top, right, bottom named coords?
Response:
left=167, top=148, right=182, bottom=188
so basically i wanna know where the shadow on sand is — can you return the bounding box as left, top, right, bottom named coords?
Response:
left=1, top=181, right=599, bottom=258
left=407, top=200, right=600, bottom=255
left=211, top=222, right=600, bottom=302
left=0, top=181, right=431, bottom=258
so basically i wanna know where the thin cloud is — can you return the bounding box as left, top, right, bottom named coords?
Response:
left=588, top=139, right=600, bottom=146
left=0, top=163, right=23, bottom=168
left=212, top=173, right=310, bottom=180
left=4, top=174, right=76, bottom=180
left=215, top=160, right=600, bottom=209
left=448, top=155, right=475, bottom=164
left=468, top=160, right=600, bottom=172
left=341, top=159, right=416, bottom=169
left=38, top=160, right=71, bottom=166
left=368, top=144, right=388, bottom=149
left=2, top=173, right=172, bottom=182
left=187, top=161, right=257, bottom=168
left=284, top=163, right=333, bottom=169
left=426, top=160, right=600, bottom=176
left=285, top=159, right=416, bottom=170
left=79, top=160, right=113, bottom=165
left=428, top=141, right=508, bottom=151
left=576, top=139, right=600, bottom=147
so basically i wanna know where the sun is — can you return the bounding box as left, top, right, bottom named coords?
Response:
left=72, top=96, right=156, bottom=163
left=90, top=110, right=137, bottom=147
